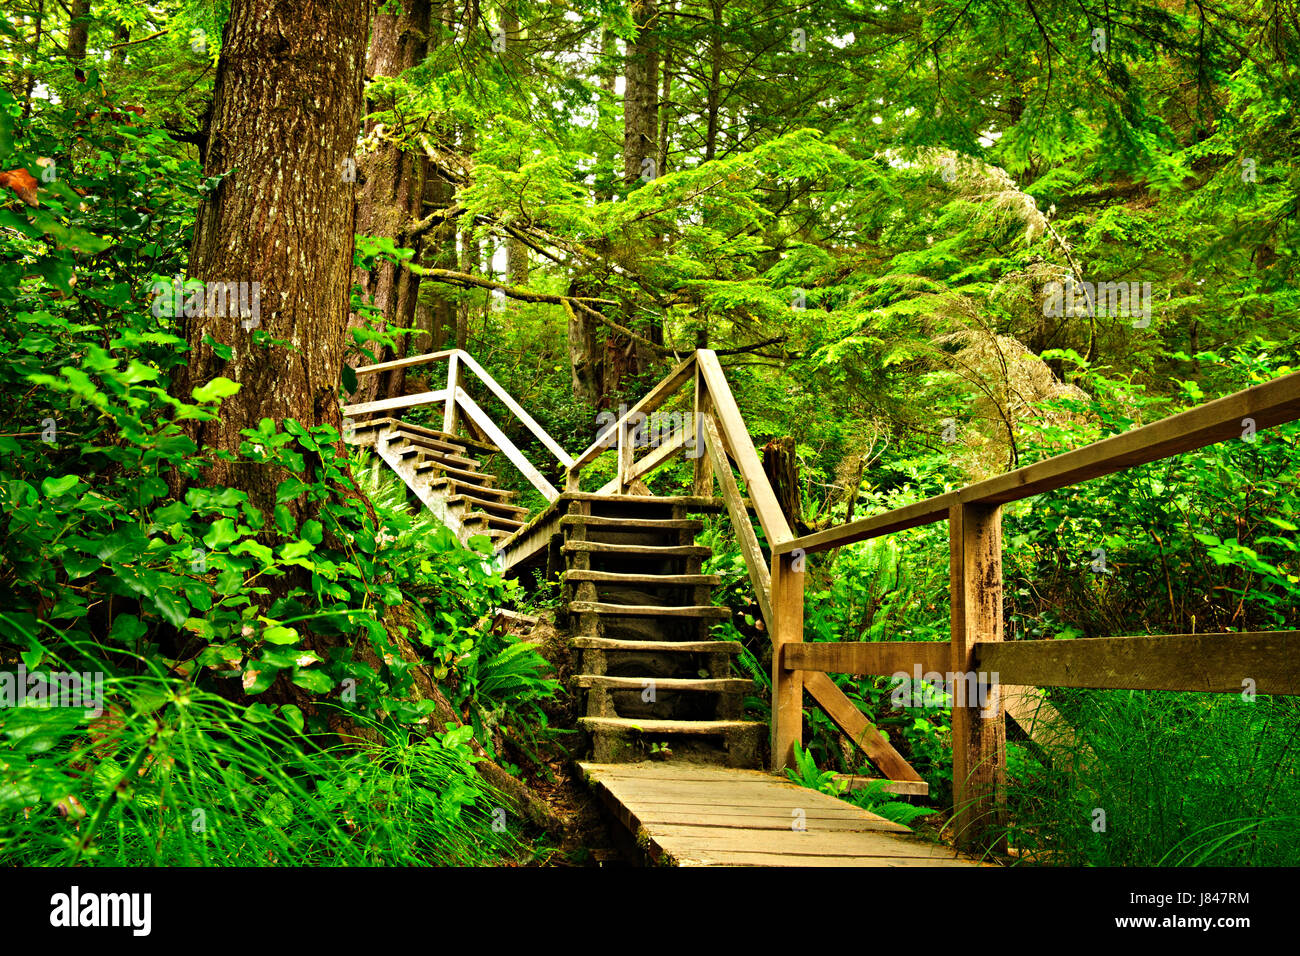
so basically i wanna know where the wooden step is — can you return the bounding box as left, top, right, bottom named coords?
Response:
left=560, top=515, right=705, bottom=531
left=572, top=638, right=743, bottom=654
left=576, top=676, right=752, bottom=693
left=394, top=421, right=499, bottom=456
left=564, top=493, right=725, bottom=510
left=413, top=459, right=487, bottom=481
left=464, top=513, right=525, bottom=532
left=427, top=477, right=516, bottom=500
left=564, top=571, right=721, bottom=587
left=393, top=431, right=479, bottom=463
left=343, top=418, right=391, bottom=442
left=446, top=493, right=529, bottom=517
left=384, top=436, right=480, bottom=469
left=580, top=718, right=763, bottom=766
left=569, top=602, right=730, bottom=619
left=414, top=457, right=494, bottom=483
left=579, top=717, right=763, bottom=735
left=563, top=541, right=712, bottom=558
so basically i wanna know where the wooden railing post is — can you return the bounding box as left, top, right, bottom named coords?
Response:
left=616, top=415, right=631, bottom=494
left=949, top=502, right=1006, bottom=854
left=692, top=357, right=714, bottom=497
left=443, top=352, right=460, bottom=436
left=770, top=551, right=804, bottom=771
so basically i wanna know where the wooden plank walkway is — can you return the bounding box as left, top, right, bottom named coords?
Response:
left=579, top=762, right=990, bottom=867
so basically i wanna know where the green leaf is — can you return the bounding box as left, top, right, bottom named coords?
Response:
left=279, top=704, right=305, bottom=733
left=62, top=553, right=100, bottom=579
left=276, top=477, right=309, bottom=502
left=40, top=475, right=81, bottom=498
left=292, top=669, right=334, bottom=693
left=151, top=589, right=191, bottom=628
left=243, top=702, right=276, bottom=722
left=203, top=518, right=240, bottom=549
left=192, top=377, right=241, bottom=403
left=261, top=625, right=299, bottom=646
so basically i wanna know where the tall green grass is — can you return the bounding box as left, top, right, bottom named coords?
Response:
left=1003, top=690, right=1300, bottom=866
left=1, top=660, right=528, bottom=866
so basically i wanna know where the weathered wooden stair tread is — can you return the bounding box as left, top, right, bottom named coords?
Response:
left=559, top=515, right=705, bottom=530
left=576, top=676, right=752, bottom=692
left=391, top=421, right=499, bottom=455
left=411, top=455, right=493, bottom=479
left=580, top=762, right=988, bottom=868
left=564, top=570, right=721, bottom=586
left=446, top=493, right=529, bottom=516
left=563, top=541, right=713, bottom=556
left=413, top=455, right=484, bottom=475
left=427, top=477, right=516, bottom=500
left=569, top=601, right=730, bottom=618
left=463, top=511, right=525, bottom=530
left=579, top=718, right=761, bottom=734
left=563, top=492, right=726, bottom=509
left=572, top=637, right=743, bottom=653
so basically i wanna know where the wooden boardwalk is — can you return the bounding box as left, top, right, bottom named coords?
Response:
left=580, top=762, right=989, bottom=867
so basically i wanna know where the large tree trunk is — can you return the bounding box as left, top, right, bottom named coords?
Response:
left=705, top=0, right=722, bottom=162
left=418, top=173, right=458, bottom=352
left=67, top=0, right=91, bottom=64
left=623, top=0, right=659, bottom=185
left=172, top=0, right=371, bottom=520
left=347, top=0, right=432, bottom=407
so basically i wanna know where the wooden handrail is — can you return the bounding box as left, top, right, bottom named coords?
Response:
left=453, top=387, right=560, bottom=501
left=702, top=413, right=774, bottom=628
left=767, top=367, right=1300, bottom=854
left=347, top=348, right=574, bottom=469
left=567, top=352, right=698, bottom=479
left=454, top=351, right=575, bottom=468
left=340, top=388, right=450, bottom=417
left=695, top=350, right=793, bottom=546
left=352, top=348, right=457, bottom=377
left=778, top=370, right=1300, bottom=557
left=343, top=349, right=569, bottom=507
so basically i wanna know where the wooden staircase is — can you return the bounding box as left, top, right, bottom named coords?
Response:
left=559, top=495, right=765, bottom=768
left=346, top=416, right=527, bottom=546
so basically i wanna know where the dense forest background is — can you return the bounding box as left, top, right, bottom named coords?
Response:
left=1, top=0, right=1297, bottom=866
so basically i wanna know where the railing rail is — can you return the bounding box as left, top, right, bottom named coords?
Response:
left=768, top=368, right=1300, bottom=853
left=342, top=348, right=570, bottom=501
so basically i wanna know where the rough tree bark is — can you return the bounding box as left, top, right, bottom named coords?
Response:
left=705, top=0, right=723, bottom=161
left=171, top=0, right=371, bottom=521
left=623, top=0, right=659, bottom=185
left=762, top=437, right=806, bottom=535
left=67, top=0, right=91, bottom=64
left=346, top=0, right=432, bottom=407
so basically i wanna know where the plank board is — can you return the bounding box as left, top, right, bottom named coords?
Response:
left=696, top=350, right=793, bottom=546
left=580, top=762, right=987, bottom=867
left=352, top=348, right=457, bottom=377
left=783, top=641, right=950, bottom=676
left=973, top=631, right=1300, bottom=694
left=341, top=387, right=449, bottom=417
